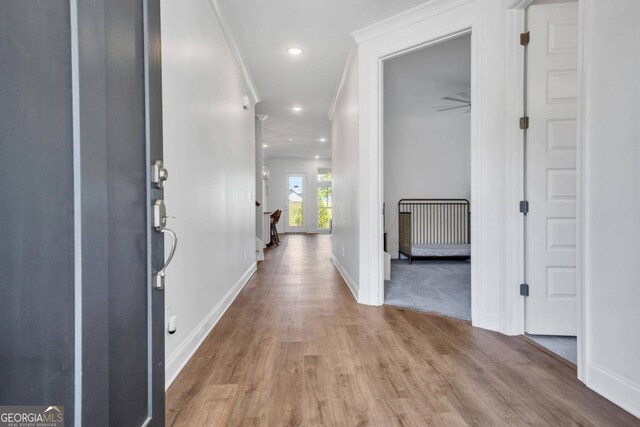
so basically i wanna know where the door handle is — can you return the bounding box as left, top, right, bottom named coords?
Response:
left=155, top=227, right=177, bottom=290
left=153, top=199, right=178, bottom=290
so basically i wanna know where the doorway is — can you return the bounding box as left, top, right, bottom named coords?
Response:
left=284, top=173, right=307, bottom=232
left=523, top=1, right=579, bottom=364
left=382, top=34, right=472, bottom=321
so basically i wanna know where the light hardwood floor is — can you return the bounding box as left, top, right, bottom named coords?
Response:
left=166, top=234, right=639, bottom=426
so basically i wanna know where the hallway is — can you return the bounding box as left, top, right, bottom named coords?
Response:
left=166, top=235, right=637, bottom=426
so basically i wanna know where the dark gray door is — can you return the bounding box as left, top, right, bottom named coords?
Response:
left=0, top=1, right=165, bottom=425
left=0, top=1, right=76, bottom=422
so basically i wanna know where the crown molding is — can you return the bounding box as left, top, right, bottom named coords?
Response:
left=327, top=41, right=357, bottom=121
left=351, top=0, right=474, bottom=45
left=208, top=0, right=261, bottom=105
left=504, top=0, right=534, bottom=10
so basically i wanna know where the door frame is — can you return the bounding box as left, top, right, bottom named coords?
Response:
left=353, top=1, right=584, bottom=372
left=353, top=2, right=484, bottom=325
left=284, top=173, right=307, bottom=233
left=505, top=0, right=584, bottom=381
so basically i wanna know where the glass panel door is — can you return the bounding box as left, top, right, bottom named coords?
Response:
left=285, top=174, right=305, bottom=232
left=318, top=185, right=332, bottom=231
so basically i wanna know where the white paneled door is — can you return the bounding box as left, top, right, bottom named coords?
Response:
left=525, top=2, right=578, bottom=335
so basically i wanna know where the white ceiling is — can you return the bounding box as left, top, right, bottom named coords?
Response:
left=384, top=34, right=471, bottom=119
left=224, top=0, right=430, bottom=159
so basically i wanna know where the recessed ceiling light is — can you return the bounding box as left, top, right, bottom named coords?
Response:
left=288, top=138, right=293, bottom=141
left=292, top=106, right=302, bottom=112
left=315, top=155, right=320, bottom=159
left=287, top=48, right=302, bottom=55
left=262, top=144, right=268, bottom=148
left=319, top=138, right=327, bottom=142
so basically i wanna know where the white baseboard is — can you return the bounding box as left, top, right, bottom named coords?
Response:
left=165, top=262, right=257, bottom=389
left=587, top=362, right=640, bottom=418
left=330, top=254, right=359, bottom=302
left=256, top=237, right=264, bottom=261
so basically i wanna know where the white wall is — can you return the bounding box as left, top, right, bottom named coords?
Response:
left=580, top=0, right=640, bottom=416
left=161, top=0, right=257, bottom=387
left=384, top=116, right=470, bottom=257
left=330, top=51, right=360, bottom=297
left=265, top=157, right=332, bottom=233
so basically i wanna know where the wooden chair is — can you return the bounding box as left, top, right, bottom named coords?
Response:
left=270, top=209, right=282, bottom=246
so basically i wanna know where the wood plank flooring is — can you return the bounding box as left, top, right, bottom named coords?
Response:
left=166, top=234, right=639, bottom=426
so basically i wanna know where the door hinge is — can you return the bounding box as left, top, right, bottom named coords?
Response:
left=519, top=200, right=529, bottom=215
left=520, top=283, right=530, bottom=297
left=519, top=116, right=529, bottom=130
left=520, top=31, right=530, bottom=46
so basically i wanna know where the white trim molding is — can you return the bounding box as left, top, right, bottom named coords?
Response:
left=331, top=254, right=359, bottom=301
left=502, top=5, right=526, bottom=336
left=587, top=362, right=640, bottom=418
left=165, top=262, right=257, bottom=389
left=328, top=42, right=357, bottom=121
left=575, top=0, right=587, bottom=384
left=354, top=1, right=491, bottom=325
left=351, top=0, right=474, bottom=44
left=504, top=0, right=534, bottom=10
left=208, top=0, right=261, bottom=105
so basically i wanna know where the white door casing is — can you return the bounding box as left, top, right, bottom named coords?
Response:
left=525, top=2, right=578, bottom=335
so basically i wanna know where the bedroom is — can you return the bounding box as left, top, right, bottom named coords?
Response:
left=383, top=34, right=472, bottom=322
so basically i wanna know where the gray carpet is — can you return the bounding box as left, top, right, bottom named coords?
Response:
left=385, top=259, right=471, bottom=321
left=527, top=335, right=577, bottom=365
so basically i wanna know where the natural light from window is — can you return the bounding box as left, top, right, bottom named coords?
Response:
left=317, top=168, right=332, bottom=230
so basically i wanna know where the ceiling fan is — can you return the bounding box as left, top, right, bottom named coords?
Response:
left=433, top=92, right=471, bottom=113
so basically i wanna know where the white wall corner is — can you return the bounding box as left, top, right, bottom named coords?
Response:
left=330, top=254, right=359, bottom=302
left=208, top=0, right=261, bottom=105
left=350, top=0, right=474, bottom=44
left=578, top=0, right=640, bottom=412
left=328, top=41, right=357, bottom=121
left=164, top=262, right=257, bottom=389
